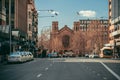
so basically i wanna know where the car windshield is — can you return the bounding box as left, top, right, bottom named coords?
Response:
left=103, top=49, right=113, bottom=55
left=10, top=52, right=20, bottom=55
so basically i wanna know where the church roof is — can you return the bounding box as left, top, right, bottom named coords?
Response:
left=59, top=25, right=73, bottom=33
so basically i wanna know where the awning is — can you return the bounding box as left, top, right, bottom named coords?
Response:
left=116, top=42, right=120, bottom=46
left=104, top=43, right=113, bottom=47
left=12, top=29, right=27, bottom=38
left=115, top=39, right=120, bottom=42
left=101, top=47, right=112, bottom=50
left=12, top=31, right=20, bottom=37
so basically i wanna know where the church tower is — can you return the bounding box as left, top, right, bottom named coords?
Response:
left=52, top=21, right=58, bottom=33
left=50, top=21, right=59, bottom=51
left=73, top=21, right=80, bottom=32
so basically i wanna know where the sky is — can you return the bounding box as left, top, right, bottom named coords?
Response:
left=35, top=0, right=108, bottom=34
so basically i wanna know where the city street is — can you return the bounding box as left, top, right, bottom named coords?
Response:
left=0, top=0, right=120, bottom=80
left=0, top=58, right=120, bottom=80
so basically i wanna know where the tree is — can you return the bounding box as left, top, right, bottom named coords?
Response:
left=38, top=28, right=51, bottom=50
left=72, top=30, right=86, bottom=55
left=86, top=20, right=105, bottom=54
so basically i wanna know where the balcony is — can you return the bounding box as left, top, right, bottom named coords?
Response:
left=2, top=7, right=6, bottom=15
left=104, top=43, right=113, bottom=47
left=116, top=42, right=120, bottom=46
left=111, top=30, right=120, bottom=37
left=111, top=16, right=120, bottom=24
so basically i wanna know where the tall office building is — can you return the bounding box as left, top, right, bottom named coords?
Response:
left=108, top=0, right=120, bottom=57
left=0, top=0, right=38, bottom=52
left=0, top=0, right=6, bottom=25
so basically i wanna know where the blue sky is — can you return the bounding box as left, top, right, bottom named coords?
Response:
left=35, top=0, right=108, bottom=34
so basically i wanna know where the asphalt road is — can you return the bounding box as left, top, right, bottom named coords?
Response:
left=0, top=58, right=120, bottom=80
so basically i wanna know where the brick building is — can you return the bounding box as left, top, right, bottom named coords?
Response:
left=0, top=0, right=6, bottom=25
left=50, top=21, right=74, bottom=52
left=50, top=20, right=109, bottom=55
left=0, top=0, right=38, bottom=54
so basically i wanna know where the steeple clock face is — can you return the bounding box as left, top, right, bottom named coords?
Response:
left=62, top=35, right=70, bottom=48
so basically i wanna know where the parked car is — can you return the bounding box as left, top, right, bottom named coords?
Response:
left=22, top=51, right=34, bottom=61
left=20, top=51, right=27, bottom=62
left=28, top=52, right=34, bottom=60
left=65, top=51, right=73, bottom=57
left=8, top=52, right=26, bottom=63
left=8, top=51, right=34, bottom=63
left=85, top=54, right=89, bottom=57
left=51, top=52, right=58, bottom=58
left=20, top=51, right=29, bottom=61
left=89, top=54, right=99, bottom=58
left=63, top=53, right=67, bottom=57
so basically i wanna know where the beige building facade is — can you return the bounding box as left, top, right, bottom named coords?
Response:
left=108, top=0, right=120, bottom=57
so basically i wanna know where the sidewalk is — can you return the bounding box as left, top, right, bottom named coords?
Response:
left=0, top=55, right=8, bottom=66
left=0, top=61, right=7, bottom=66
left=64, top=58, right=120, bottom=63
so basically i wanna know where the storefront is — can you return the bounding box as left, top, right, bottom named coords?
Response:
left=115, top=39, right=120, bottom=57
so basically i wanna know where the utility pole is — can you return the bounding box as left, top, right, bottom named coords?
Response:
left=9, top=0, right=11, bottom=53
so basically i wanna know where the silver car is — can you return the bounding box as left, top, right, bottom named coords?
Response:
left=8, top=52, right=26, bottom=63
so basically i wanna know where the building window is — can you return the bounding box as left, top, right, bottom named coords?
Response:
left=109, top=1, right=111, bottom=5
left=29, top=24, right=31, bottom=31
left=62, top=35, right=70, bottom=48
left=28, top=36, right=32, bottom=40
left=11, top=0, right=14, bottom=14
left=29, top=11, right=32, bottom=19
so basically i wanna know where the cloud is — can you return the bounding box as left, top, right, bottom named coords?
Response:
left=77, top=10, right=96, bottom=17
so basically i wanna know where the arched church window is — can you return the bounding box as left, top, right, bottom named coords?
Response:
left=62, top=35, right=70, bottom=48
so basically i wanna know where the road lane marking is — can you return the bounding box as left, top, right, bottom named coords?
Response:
left=53, top=61, right=54, bottom=64
left=100, top=62, right=120, bottom=80
left=103, top=77, right=107, bottom=80
left=92, top=71, right=95, bottom=73
left=89, top=68, right=92, bottom=71
left=97, top=73, right=100, bottom=76
left=28, top=62, right=32, bottom=64
left=4, top=69, right=9, bottom=72
left=50, top=64, right=52, bottom=66
left=45, top=67, right=48, bottom=71
left=37, top=73, right=42, bottom=78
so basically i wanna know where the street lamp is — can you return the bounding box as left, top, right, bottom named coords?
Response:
left=37, top=9, right=54, bottom=12
left=38, top=16, right=54, bottom=18
left=36, top=9, right=58, bottom=57
left=37, top=9, right=59, bottom=16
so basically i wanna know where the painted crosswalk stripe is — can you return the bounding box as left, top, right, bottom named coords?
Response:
left=100, top=62, right=120, bottom=80
left=37, top=74, right=42, bottom=78
left=45, top=67, right=49, bottom=71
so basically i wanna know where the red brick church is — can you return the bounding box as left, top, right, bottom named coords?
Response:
left=50, top=21, right=86, bottom=55
left=50, top=20, right=109, bottom=55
